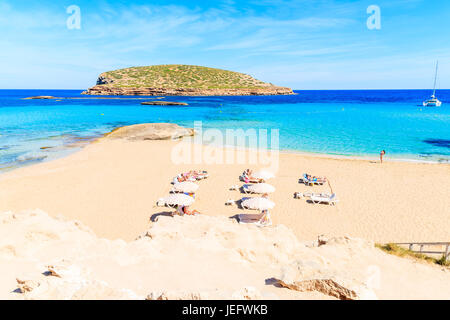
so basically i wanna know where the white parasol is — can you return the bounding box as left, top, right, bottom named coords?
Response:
left=172, top=181, right=199, bottom=193
left=241, top=197, right=275, bottom=210
left=164, top=193, right=195, bottom=207
left=246, top=183, right=276, bottom=194
left=252, top=170, right=275, bottom=180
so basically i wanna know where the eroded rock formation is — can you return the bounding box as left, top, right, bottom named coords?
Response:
left=103, top=123, right=195, bottom=141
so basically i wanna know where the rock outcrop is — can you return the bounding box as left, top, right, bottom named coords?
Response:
left=103, top=123, right=195, bottom=141
left=276, top=278, right=359, bottom=300
left=141, top=101, right=188, bottom=106
left=24, top=96, right=59, bottom=100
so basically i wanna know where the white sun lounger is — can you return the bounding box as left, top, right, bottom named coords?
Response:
left=242, top=184, right=252, bottom=194
left=238, top=211, right=272, bottom=227
left=310, top=193, right=338, bottom=205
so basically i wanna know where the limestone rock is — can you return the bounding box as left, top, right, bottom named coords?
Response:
left=277, top=278, right=358, bottom=300
left=46, top=262, right=82, bottom=279
left=103, top=123, right=195, bottom=141
left=146, top=290, right=205, bottom=300
left=16, top=278, right=40, bottom=293
left=24, top=96, right=58, bottom=100
left=231, top=287, right=262, bottom=300
left=71, top=282, right=142, bottom=300
left=275, top=259, right=376, bottom=300
left=318, top=234, right=329, bottom=247
left=141, top=101, right=188, bottom=106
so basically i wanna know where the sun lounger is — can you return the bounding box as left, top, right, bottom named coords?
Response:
left=172, top=174, right=196, bottom=184
left=302, top=174, right=327, bottom=186
left=156, top=199, right=178, bottom=208
left=196, top=171, right=209, bottom=179
left=310, top=193, right=338, bottom=205
left=157, top=200, right=178, bottom=208
left=240, top=174, right=264, bottom=184
left=156, top=198, right=166, bottom=207
left=242, top=184, right=252, bottom=194
left=238, top=211, right=272, bottom=227
left=239, top=196, right=251, bottom=208
left=294, top=192, right=309, bottom=199
left=172, top=171, right=209, bottom=184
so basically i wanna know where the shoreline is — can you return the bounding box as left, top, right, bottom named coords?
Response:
left=211, top=141, right=450, bottom=165
left=2, top=125, right=448, bottom=176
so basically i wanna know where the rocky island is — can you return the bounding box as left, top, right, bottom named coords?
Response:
left=82, top=65, right=294, bottom=96
left=141, top=101, right=188, bottom=106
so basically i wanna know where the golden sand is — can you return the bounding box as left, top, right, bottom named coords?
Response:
left=0, top=138, right=448, bottom=243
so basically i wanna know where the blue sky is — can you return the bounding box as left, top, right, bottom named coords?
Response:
left=0, top=0, right=449, bottom=89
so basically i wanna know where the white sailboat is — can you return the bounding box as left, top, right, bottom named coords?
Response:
left=423, top=61, right=442, bottom=107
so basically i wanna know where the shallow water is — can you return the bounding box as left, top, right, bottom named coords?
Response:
left=0, top=89, right=449, bottom=171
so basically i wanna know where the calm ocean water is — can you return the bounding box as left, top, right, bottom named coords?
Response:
left=0, top=89, right=449, bottom=171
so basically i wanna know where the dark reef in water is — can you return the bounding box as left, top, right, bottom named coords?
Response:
left=423, top=139, right=450, bottom=149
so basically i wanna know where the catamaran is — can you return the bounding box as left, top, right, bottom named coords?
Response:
left=423, top=61, right=442, bottom=107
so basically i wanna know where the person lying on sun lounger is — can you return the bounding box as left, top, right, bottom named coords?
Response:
left=303, top=173, right=327, bottom=185
left=174, top=205, right=201, bottom=216
left=241, top=169, right=265, bottom=183
left=175, top=170, right=208, bottom=183
left=174, top=173, right=192, bottom=183
left=187, top=170, right=208, bottom=179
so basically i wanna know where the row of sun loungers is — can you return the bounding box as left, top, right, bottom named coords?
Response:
left=157, top=168, right=337, bottom=225
left=236, top=170, right=276, bottom=227
left=157, top=171, right=209, bottom=215
left=296, top=173, right=337, bottom=205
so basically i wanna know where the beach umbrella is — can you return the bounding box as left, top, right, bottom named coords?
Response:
left=241, top=197, right=275, bottom=210
left=246, top=183, right=276, bottom=194
left=164, top=194, right=195, bottom=207
left=173, top=181, right=199, bottom=193
left=252, top=170, right=275, bottom=180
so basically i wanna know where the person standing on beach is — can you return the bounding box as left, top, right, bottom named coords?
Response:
left=380, top=150, right=386, bottom=163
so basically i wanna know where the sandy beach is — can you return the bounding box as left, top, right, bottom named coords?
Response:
left=1, top=136, right=449, bottom=243
left=1, top=131, right=450, bottom=300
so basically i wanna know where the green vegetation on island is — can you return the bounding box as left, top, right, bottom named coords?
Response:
left=98, top=65, right=276, bottom=89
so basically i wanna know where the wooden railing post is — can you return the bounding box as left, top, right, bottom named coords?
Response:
left=445, top=245, right=449, bottom=262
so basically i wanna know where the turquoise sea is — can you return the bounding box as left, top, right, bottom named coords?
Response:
left=0, top=89, right=449, bottom=171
